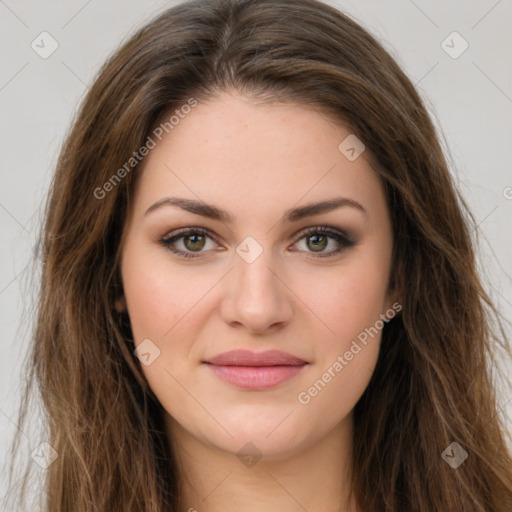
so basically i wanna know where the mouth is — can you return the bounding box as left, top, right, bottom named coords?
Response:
left=202, top=349, right=309, bottom=390
left=203, top=363, right=308, bottom=390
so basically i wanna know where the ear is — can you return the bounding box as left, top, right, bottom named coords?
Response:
left=383, top=286, right=402, bottom=317
left=383, top=262, right=403, bottom=315
left=115, top=295, right=127, bottom=313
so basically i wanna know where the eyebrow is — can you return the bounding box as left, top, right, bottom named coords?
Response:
left=144, top=196, right=366, bottom=223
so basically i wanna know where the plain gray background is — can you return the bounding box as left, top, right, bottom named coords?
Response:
left=1, top=0, right=511, bottom=507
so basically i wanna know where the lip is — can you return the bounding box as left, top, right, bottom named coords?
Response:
left=204, top=349, right=307, bottom=366
left=203, top=350, right=308, bottom=390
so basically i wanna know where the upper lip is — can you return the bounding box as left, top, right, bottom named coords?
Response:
left=203, top=349, right=307, bottom=367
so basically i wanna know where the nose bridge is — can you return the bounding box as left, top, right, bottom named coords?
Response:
left=237, top=245, right=278, bottom=297
left=220, top=236, right=293, bottom=332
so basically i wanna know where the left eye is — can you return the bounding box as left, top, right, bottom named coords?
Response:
left=159, top=226, right=355, bottom=260
left=292, top=226, right=355, bottom=257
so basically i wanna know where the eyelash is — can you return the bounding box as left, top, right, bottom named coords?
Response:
left=158, top=225, right=356, bottom=260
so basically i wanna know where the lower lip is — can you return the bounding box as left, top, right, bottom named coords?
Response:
left=205, top=364, right=307, bottom=390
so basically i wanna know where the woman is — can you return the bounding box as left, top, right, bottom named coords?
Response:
left=8, top=0, right=512, bottom=510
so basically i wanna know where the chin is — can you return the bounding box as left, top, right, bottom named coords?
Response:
left=213, top=429, right=309, bottom=464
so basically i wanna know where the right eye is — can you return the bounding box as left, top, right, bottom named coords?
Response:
left=159, top=227, right=220, bottom=259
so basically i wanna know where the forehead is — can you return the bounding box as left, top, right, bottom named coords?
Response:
left=132, top=91, right=386, bottom=224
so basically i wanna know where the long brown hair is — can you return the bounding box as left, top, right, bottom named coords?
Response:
left=7, top=0, right=512, bottom=510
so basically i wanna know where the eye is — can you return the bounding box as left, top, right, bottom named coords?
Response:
left=291, top=225, right=356, bottom=258
left=159, top=225, right=356, bottom=260
left=159, top=227, right=218, bottom=259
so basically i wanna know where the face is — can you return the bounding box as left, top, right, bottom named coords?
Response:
left=118, top=90, right=396, bottom=460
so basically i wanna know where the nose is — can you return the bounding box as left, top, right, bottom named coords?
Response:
left=219, top=245, right=294, bottom=334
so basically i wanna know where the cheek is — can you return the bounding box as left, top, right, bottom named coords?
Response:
left=293, top=254, right=388, bottom=407
left=121, top=247, right=204, bottom=343
left=295, top=262, right=386, bottom=421
left=305, top=258, right=390, bottom=347
left=120, top=250, right=205, bottom=406
left=296, top=342, right=380, bottom=431
left=122, top=263, right=172, bottom=343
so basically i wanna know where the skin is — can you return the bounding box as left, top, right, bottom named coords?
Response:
left=117, top=90, right=396, bottom=512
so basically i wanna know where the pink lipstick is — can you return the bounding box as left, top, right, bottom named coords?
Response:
left=203, top=349, right=308, bottom=390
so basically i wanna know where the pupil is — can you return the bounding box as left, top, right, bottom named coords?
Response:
left=309, top=234, right=327, bottom=251
left=185, top=234, right=205, bottom=251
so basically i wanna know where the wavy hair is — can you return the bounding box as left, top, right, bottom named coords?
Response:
left=7, top=0, right=512, bottom=510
